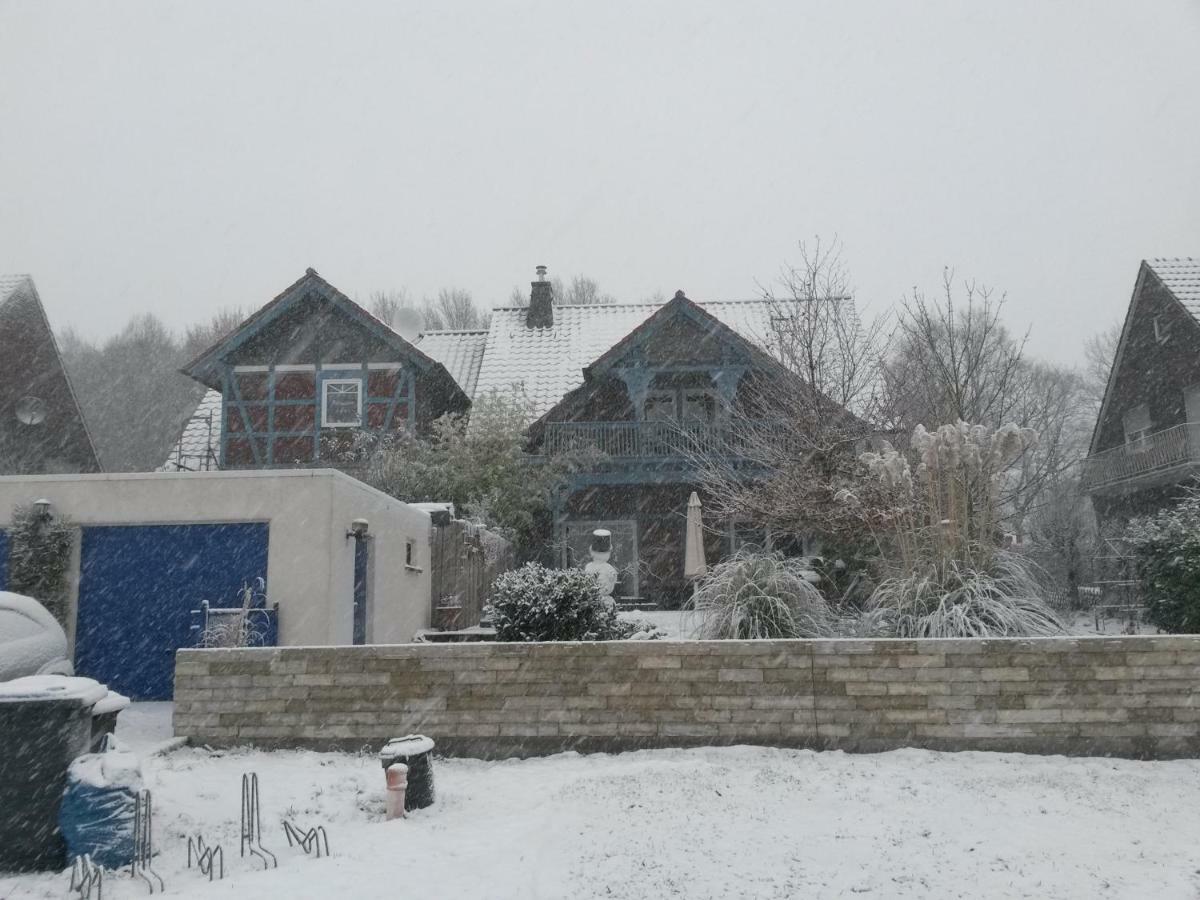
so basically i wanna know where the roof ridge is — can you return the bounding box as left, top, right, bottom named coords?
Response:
left=488, top=297, right=778, bottom=313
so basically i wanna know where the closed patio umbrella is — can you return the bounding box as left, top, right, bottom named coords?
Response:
left=684, top=492, right=707, bottom=582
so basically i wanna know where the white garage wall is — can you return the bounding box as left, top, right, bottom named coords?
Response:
left=0, top=469, right=432, bottom=647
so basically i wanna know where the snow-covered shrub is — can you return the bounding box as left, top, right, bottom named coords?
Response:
left=861, top=552, right=1065, bottom=638
left=486, top=563, right=626, bottom=641
left=1126, top=487, right=1200, bottom=633
left=845, top=422, right=1065, bottom=638
left=691, top=550, right=836, bottom=640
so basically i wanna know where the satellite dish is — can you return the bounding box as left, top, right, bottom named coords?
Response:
left=15, top=396, right=46, bottom=426
left=391, top=307, right=424, bottom=340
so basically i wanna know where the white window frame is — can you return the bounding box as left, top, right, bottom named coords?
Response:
left=321, top=378, right=363, bottom=428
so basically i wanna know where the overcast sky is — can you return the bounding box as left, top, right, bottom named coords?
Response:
left=1, top=1, right=1197, bottom=363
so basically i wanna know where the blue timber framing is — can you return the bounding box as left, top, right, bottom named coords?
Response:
left=222, top=363, right=264, bottom=468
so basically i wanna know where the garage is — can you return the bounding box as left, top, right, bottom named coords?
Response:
left=74, top=522, right=269, bottom=700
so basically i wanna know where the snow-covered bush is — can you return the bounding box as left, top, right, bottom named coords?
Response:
left=1126, top=487, right=1200, bottom=633
left=845, top=422, right=1065, bottom=638
left=691, top=550, right=836, bottom=640
left=486, top=563, right=626, bottom=642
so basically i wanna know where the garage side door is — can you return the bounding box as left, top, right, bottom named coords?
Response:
left=75, top=523, right=269, bottom=700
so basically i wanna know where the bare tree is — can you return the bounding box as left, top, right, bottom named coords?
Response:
left=883, top=269, right=1029, bottom=429
left=182, top=306, right=246, bottom=360
left=690, top=240, right=888, bottom=548
left=1082, top=321, right=1121, bottom=417
left=367, top=289, right=412, bottom=329
left=508, top=274, right=617, bottom=307
left=882, top=271, right=1091, bottom=540
left=422, top=288, right=491, bottom=331
left=758, top=237, right=892, bottom=428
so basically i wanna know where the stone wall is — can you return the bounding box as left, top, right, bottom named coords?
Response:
left=174, top=636, right=1200, bottom=758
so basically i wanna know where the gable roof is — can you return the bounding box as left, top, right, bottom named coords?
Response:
left=0, top=275, right=101, bottom=473
left=1087, top=258, right=1200, bottom=458
left=472, top=296, right=782, bottom=420
left=415, top=330, right=488, bottom=397
left=181, top=268, right=446, bottom=390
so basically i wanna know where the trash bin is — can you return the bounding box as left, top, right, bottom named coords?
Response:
left=88, top=689, right=131, bottom=753
left=379, top=735, right=435, bottom=811
left=0, top=676, right=109, bottom=871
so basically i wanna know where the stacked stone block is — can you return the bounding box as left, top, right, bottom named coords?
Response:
left=174, top=636, right=1200, bottom=758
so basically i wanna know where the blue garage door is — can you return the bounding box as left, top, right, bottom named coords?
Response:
left=75, top=523, right=269, bottom=700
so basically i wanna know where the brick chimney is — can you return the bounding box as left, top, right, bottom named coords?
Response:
left=526, top=264, right=553, bottom=328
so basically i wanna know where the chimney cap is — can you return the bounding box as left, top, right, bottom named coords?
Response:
left=535, top=265, right=548, bottom=281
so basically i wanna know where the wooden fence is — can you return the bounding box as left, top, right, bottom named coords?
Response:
left=429, top=518, right=514, bottom=630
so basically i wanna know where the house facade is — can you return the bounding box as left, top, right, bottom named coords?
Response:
left=173, top=268, right=469, bottom=471
left=1083, top=258, right=1200, bottom=532
left=0, top=275, right=100, bottom=475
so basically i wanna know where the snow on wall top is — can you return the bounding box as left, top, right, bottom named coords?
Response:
left=416, top=330, right=488, bottom=398
left=472, top=299, right=780, bottom=420
left=1148, top=258, right=1200, bottom=315
left=160, top=389, right=222, bottom=471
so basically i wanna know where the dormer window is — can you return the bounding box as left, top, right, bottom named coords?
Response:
left=322, top=378, right=362, bottom=427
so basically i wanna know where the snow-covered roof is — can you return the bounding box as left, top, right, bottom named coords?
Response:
left=1147, top=258, right=1200, bottom=318
left=416, top=330, right=488, bottom=398
left=472, top=299, right=780, bottom=419
left=160, top=389, right=222, bottom=472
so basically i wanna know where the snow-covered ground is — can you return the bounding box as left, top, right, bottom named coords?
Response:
left=5, top=704, right=1200, bottom=899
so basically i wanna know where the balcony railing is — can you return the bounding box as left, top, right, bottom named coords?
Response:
left=543, top=420, right=787, bottom=460
left=1081, top=423, right=1200, bottom=491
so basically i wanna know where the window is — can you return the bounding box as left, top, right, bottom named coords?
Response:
left=644, top=390, right=677, bottom=422
left=321, top=378, right=362, bottom=427
left=1123, top=403, right=1151, bottom=451
left=681, top=390, right=717, bottom=424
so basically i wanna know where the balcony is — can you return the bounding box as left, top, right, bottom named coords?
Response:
left=542, top=419, right=787, bottom=461
left=1081, top=423, right=1200, bottom=492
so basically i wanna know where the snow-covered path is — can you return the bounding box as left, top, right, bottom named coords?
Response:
left=4, top=736, right=1200, bottom=899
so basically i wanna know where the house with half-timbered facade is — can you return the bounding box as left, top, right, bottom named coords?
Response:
left=173, top=268, right=468, bottom=471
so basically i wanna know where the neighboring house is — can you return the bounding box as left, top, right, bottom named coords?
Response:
left=168, top=268, right=469, bottom=471
left=0, top=275, right=100, bottom=475
left=506, top=276, right=812, bottom=607
left=1083, top=258, right=1200, bottom=532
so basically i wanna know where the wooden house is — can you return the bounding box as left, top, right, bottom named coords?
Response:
left=1083, top=258, right=1200, bottom=532
left=462, top=271, right=819, bottom=608
left=175, top=268, right=469, bottom=470
left=0, top=275, right=100, bottom=475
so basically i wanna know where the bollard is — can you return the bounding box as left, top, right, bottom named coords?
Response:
left=385, top=764, right=408, bottom=820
